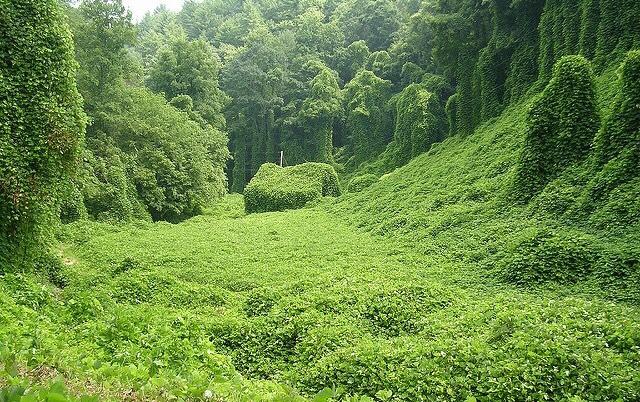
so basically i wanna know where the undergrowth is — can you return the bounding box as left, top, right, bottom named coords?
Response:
left=1, top=192, right=639, bottom=401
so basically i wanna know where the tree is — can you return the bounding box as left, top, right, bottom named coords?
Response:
left=332, top=0, right=400, bottom=52
left=343, top=70, right=393, bottom=167
left=147, top=37, right=228, bottom=128
left=392, top=83, right=447, bottom=165
left=594, top=51, right=640, bottom=165
left=71, top=0, right=137, bottom=107
left=0, top=0, right=86, bottom=269
left=222, top=27, right=292, bottom=190
left=82, top=86, right=230, bottom=222
left=291, top=63, right=343, bottom=163
left=292, top=9, right=344, bottom=58
left=514, top=56, right=600, bottom=201
left=136, top=6, right=187, bottom=69
left=332, top=40, right=371, bottom=83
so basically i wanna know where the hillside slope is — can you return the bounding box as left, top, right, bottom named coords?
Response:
left=332, top=60, right=640, bottom=304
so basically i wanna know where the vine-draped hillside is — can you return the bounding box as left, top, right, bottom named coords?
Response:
left=1, top=0, right=640, bottom=401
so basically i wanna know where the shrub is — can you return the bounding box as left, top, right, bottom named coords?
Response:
left=356, top=285, right=451, bottom=336
left=347, top=174, right=378, bottom=193
left=295, top=321, right=367, bottom=364
left=513, top=56, right=600, bottom=201
left=244, top=288, right=280, bottom=317
left=500, top=227, right=598, bottom=286
left=593, top=244, right=640, bottom=303
left=244, top=163, right=341, bottom=213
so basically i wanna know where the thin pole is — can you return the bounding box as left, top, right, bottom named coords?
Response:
left=280, top=151, right=283, bottom=167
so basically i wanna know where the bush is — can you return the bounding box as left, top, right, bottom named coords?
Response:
left=356, top=285, right=451, bottom=336
left=347, top=174, right=378, bottom=193
left=244, top=163, right=341, bottom=213
left=500, top=228, right=598, bottom=286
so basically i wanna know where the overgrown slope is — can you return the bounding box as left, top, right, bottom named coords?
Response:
left=332, top=55, right=640, bottom=304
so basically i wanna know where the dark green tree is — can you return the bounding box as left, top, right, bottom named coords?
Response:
left=332, top=40, right=371, bottom=83
left=292, top=63, right=343, bottom=163
left=332, top=0, right=400, bottom=51
left=222, top=27, right=292, bottom=190
left=392, top=83, right=447, bottom=165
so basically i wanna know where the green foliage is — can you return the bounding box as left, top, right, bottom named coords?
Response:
left=80, top=86, right=229, bottom=222
left=221, top=27, right=290, bottom=190
left=66, top=1, right=230, bottom=223
left=578, top=0, right=599, bottom=60
left=70, top=0, right=137, bottom=104
left=147, top=37, right=228, bottom=128
left=343, top=70, right=393, bottom=168
left=500, top=228, right=598, bottom=285
left=445, top=94, right=459, bottom=136
left=244, top=163, right=341, bottom=213
left=347, top=174, right=378, bottom=193
left=332, top=0, right=400, bottom=51
left=0, top=380, right=98, bottom=402
left=4, top=0, right=640, bottom=400
left=292, top=9, right=344, bottom=57
left=595, top=0, right=640, bottom=65
left=594, top=51, right=640, bottom=165
left=11, top=197, right=633, bottom=400
left=513, top=56, right=600, bottom=201
left=287, top=63, right=343, bottom=164
left=0, top=0, right=86, bottom=270
left=333, top=40, right=371, bottom=82
left=391, top=83, right=447, bottom=166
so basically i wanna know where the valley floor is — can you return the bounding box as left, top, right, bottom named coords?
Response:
left=1, top=195, right=640, bottom=401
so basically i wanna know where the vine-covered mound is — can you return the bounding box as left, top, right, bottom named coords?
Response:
left=244, top=163, right=341, bottom=213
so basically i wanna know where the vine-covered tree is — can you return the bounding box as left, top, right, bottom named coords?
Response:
left=0, top=0, right=86, bottom=269
left=343, top=70, right=393, bottom=167
left=514, top=56, right=600, bottom=201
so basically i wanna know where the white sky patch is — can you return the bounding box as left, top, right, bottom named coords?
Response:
left=122, top=0, right=186, bottom=21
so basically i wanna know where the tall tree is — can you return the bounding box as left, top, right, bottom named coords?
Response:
left=332, top=0, right=401, bottom=51
left=71, top=0, right=137, bottom=108
left=0, top=0, right=86, bottom=269
left=147, top=37, right=228, bottom=129
left=222, top=27, right=292, bottom=190
left=343, top=70, right=393, bottom=167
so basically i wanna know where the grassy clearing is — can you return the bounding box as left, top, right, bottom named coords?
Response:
left=1, top=192, right=639, bottom=401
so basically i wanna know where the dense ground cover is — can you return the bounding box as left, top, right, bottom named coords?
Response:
left=2, top=191, right=639, bottom=401
left=2, top=0, right=639, bottom=400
